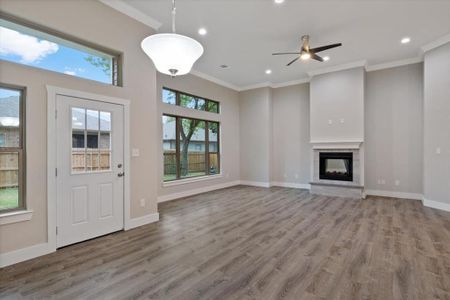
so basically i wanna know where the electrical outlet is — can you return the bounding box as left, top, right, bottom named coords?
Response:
left=395, top=180, right=400, bottom=186
left=140, top=198, right=146, bottom=207
left=328, top=119, right=333, bottom=125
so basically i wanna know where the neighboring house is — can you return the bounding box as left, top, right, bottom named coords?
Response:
left=162, top=119, right=218, bottom=152
left=0, top=96, right=20, bottom=147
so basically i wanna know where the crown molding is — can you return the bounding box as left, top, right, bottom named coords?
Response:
left=307, top=60, right=367, bottom=78
left=239, top=82, right=272, bottom=92
left=366, top=56, right=423, bottom=72
left=99, top=0, right=162, bottom=30
left=422, top=33, right=450, bottom=53
left=271, top=77, right=310, bottom=88
left=190, top=70, right=241, bottom=91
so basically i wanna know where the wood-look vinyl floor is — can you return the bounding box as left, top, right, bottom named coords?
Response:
left=1, top=186, right=450, bottom=300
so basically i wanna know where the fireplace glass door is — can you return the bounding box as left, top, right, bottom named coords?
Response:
left=319, top=152, right=353, bottom=182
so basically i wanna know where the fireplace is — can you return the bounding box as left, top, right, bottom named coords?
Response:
left=319, top=152, right=353, bottom=182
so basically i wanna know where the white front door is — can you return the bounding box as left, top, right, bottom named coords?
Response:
left=56, top=95, right=124, bottom=247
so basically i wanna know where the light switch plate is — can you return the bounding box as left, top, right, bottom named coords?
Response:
left=132, top=148, right=140, bottom=157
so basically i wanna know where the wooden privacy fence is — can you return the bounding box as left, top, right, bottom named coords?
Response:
left=0, top=153, right=18, bottom=188
left=72, top=149, right=111, bottom=172
left=164, top=151, right=218, bottom=174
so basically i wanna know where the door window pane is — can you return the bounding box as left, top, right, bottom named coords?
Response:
left=180, top=118, right=206, bottom=178
left=162, top=115, right=176, bottom=181
left=0, top=152, right=19, bottom=210
left=0, top=88, right=20, bottom=148
left=71, top=107, right=111, bottom=173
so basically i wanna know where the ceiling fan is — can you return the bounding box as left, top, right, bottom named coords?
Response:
left=273, top=35, right=342, bottom=66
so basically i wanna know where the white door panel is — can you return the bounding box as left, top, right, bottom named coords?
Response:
left=56, top=95, right=124, bottom=247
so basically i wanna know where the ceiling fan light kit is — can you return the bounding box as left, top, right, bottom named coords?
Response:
left=273, top=35, right=342, bottom=66
left=141, top=0, right=204, bottom=77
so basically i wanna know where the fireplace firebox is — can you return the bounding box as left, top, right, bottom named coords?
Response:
left=319, top=152, right=353, bottom=182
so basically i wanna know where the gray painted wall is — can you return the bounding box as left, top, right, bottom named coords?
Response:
left=423, top=42, right=450, bottom=205
left=310, top=67, right=365, bottom=142
left=365, top=63, right=424, bottom=194
left=239, top=87, right=272, bottom=183
left=272, top=84, right=311, bottom=184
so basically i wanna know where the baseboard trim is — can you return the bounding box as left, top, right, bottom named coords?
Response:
left=239, top=181, right=271, bottom=188
left=157, top=180, right=240, bottom=203
left=270, top=182, right=311, bottom=190
left=422, top=198, right=450, bottom=212
left=125, top=213, right=160, bottom=230
left=0, top=242, right=55, bottom=268
left=365, top=189, right=423, bottom=200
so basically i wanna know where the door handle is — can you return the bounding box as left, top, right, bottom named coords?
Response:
left=118, top=172, right=125, bottom=177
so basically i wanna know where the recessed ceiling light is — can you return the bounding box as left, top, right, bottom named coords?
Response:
left=274, top=0, right=285, bottom=3
left=401, top=37, right=411, bottom=44
left=198, top=28, right=207, bottom=35
left=323, top=56, right=330, bottom=62
left=265, top=69, right=272, bottom=75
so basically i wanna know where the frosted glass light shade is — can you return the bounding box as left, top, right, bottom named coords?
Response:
left=141, top=33, right=204, bottom=76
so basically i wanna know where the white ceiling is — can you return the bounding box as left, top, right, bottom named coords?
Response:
left=123, top=0, right=450, bottom=89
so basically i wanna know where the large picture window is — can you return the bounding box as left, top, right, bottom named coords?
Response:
left=0, top=84, right=25, bottom=212
left=0, top=15, right=121, bottom=85
left=162, top=88, right=220, bottom=114
left=163, top=115, right=220, bottom=182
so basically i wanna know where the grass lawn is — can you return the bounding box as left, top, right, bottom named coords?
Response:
left=0, top=188, right=19, bottom=210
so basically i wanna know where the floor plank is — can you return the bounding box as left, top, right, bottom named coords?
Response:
left=1, top=186, right=449, bottom=299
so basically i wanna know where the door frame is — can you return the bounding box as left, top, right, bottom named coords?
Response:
left=47, top=85, right=131, bottom=251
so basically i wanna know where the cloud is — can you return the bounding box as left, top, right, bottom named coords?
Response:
left=64, top=70, right=76, bottom=76
left=0, top=26, right=59, bottom=63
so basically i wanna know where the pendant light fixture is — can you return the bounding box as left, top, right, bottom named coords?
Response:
left=141, top=0, right=204, bottom=77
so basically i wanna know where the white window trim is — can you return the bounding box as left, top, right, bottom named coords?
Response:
left=163, top=174, right=223, bottom=187
left=0, top=210, right=33, bottom=225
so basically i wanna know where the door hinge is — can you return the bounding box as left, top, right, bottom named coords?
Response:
left=56, top=227, right=58, bottom=235
left=55, top=168, right=58, bottom=177
left=55, top=109, right=57, bottom=119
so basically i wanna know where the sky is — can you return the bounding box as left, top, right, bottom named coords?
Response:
left=0, top=26, right=111, bottom=84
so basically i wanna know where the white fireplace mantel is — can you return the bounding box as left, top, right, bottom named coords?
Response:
left=310, top=140, right=363, bottom=150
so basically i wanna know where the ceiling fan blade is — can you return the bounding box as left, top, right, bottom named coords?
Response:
left=311, top=53, right=324, bottom=62
left=287, top=57, right=300, bottom=66
left=272, top=52, right=301, bottom=56
left=310, top=43, right=342, bottom=53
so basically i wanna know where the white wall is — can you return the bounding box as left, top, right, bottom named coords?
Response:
left=365, top=63, right=423, bottom=195
left=0, top=0, right=157, bottom=254
left=239, top=87, right=272, bottom=184
left=310, top=67, right=365, bottom=142
left=423, top=42, right=450, bottom=206
left=156, top=73, right=240, bottom=198
left=272, top=84, right=311, bottom=185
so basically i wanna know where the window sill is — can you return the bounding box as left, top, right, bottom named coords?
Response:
left=163, top=174, right=222, bottom=187
left=0, top=210, right=33, bottom=226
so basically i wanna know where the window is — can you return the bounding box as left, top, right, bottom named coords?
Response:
left=71, top=108, right=111, bottom=173
left=0, top=15, right=121, bottom=85
left=163, top=115, right=220, bottom=182
left=162, top=88, right=220, bottom=113
left=0, top=85, right=25, bottom=212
